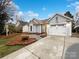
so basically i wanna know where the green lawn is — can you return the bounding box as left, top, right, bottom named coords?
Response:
left=0, top=34, right=24, bottom=58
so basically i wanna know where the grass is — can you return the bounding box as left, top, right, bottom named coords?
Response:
left=0, top=45, right=23, bottom=58
left=0, top=34, right=24, bottom=58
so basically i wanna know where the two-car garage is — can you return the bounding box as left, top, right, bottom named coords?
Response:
left=47, top=24, right=68, bottom=36
left=47, top=14, right=72, bottom=36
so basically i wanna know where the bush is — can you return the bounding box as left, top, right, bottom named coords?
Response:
left=40, top=34, right=47, bottom=38
left=22, top=36, right=29, bottom=41
left=8, top=23, right=16, bottom=33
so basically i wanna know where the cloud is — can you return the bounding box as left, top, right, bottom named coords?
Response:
left=66, top=0, right=79, bottom=2
left=48, top=12, right=65, bottom=18
left=15, top=11, right=24, bottom=20
left=76, top=5, right=79, bottom=12
left=66, top=0, right=74, bottom=2
left=18, top=11, right=39, bottom=22
left=67, top=5, right=71, bottom=8
left=5, top=1, right=20, bottom=17
left=75, top=2, right=79, bottom=12
left=9, top=1, right=20, bottom=10
left=67, top=1, right=79, bottom=12
left=17, top=11, right=23, bottom=17
left=26, top=11, right=39, bottom=17
left=8, top=2, right=39, bottom=22
left=19, top=11, right=23, bottom=15
left=71, top=1, right=79, bottom=6
left=48, top=13, right=54, bottom=18
left=3, top=1, right=21, bottom=23
left=42, top=7, right=46, bottom=11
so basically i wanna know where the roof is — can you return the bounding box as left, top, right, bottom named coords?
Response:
left=29, top=18, right=48, bottom=25
left=20, top=21, right=28, bottom=25
left=48, top=13, right=73, bottom=22
left=17, top=20, right=29, bottom=26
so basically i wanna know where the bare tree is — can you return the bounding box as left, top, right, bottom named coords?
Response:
left=0, top=0, right=16, bottom=35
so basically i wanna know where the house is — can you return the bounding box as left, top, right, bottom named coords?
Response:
left=23, top=18, right=48, bottom=34
left=47, top=14, right=72, bottom=36
left=23, top=14, right=73, bottom=36
left=22, top=23, right=29, bottom=33
left=16, top=20, right=28, bottom=32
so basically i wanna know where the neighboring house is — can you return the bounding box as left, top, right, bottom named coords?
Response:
left=16, top=20, right=28, bottom=27
left=23, top=18, right=48, bottom=34
left=22, top=23, right=29, bottom=33
left=47, top=14, right=73, bottom=36
left=16, top=20, right=28, bottom=32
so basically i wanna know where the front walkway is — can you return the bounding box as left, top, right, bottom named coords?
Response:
left=1, top=36, right=79, bottom=59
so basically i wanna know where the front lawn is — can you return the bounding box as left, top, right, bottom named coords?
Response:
left=0, top=45, right=23, bottom=58
left=0, top=34, right=24, bottom=58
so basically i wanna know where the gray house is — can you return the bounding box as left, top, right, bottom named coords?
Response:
left=16, top=20, right=28, bottom=32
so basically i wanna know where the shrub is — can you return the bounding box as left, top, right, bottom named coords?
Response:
left=21, top=36, right=29, bottom=42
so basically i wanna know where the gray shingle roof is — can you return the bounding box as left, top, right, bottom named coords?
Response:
left=30, top=18, right=48, bottom=25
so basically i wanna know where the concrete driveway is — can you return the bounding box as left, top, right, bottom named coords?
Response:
left=1, top=36, right=79, bottom=59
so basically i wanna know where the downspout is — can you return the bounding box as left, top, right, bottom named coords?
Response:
left=45, top=24, right=47, bottom=35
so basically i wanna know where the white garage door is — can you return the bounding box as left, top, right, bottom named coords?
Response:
left=48, top=24, right=67, bottom=36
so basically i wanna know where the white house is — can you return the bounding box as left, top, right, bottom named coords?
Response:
left=23, top=14, right=73, bottom=36
left=23, top=18, right=48, bottom=34
left=22, top=23, right=29, bottom=33
left=47, top=14, right=72, bottom=36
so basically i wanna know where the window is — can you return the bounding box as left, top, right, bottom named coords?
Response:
left=56, top=17, right=58, bottom=23
left=58, top=24, right=65, bottom=26
left=51, top=25, right=56, bottom=26
left=30, top=26, right=32, bottom=31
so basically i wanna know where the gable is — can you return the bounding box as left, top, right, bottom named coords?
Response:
left=29, top=19, right=48, bottom=25
left=29, top=19, right=38, bottom=25
left=49, top=14, right=71, bottom=25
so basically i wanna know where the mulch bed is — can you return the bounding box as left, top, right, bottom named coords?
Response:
left=6, top=37, right=37, bottom=46
left=39, top=32, right=47, bottom=38
left=0, top=33, right=20, bottom=39
left=40, top=34, right=47, bottom=38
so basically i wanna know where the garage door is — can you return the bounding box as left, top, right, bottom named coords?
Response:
left=47, top=24, right=67, bottom=36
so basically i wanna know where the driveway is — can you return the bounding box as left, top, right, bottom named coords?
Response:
left=1, top=36, right=79, bottom=59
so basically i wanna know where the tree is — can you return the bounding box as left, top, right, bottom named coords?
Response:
left=64, top=11, right=73, bottom=18
left=64, top=11, right=76, bottom=32
left=8, top=23, right=16, bottom=33
left=0, top=0, right=15, bottom=35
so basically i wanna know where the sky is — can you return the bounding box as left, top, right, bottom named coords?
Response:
left=12, top=0, right=79, bottom=21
